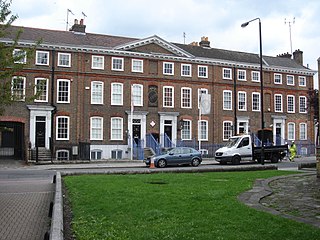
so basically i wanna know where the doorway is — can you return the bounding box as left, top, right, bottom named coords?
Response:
left=132, top=119, right=141, bottom=144
left=35, top=116, right=46, bottom=147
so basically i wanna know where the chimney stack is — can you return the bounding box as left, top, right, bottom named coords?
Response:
left=70, top=19, right=86, bottom=34
left=277, top=52, right=292, bottom=59
left=293, top=49, right=303, bottom=65
left=199, top=36, right=210, bottom=48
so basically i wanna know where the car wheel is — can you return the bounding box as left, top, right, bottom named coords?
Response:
left=191, top=158, right=200, bottom=167
left=157, top=159, right=167, bottom=168
left=232, top=156, right=240, bottom=165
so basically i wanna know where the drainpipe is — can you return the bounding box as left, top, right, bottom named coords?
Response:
left=50, top=49, right=57, bottom=162
left=233, top=67, right=237, bottom=135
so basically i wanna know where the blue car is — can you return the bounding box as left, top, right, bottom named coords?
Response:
left=144, top=147, right=202, bottom=168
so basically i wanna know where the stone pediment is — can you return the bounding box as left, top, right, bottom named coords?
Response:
left=114, top=35, right=194, bottom=58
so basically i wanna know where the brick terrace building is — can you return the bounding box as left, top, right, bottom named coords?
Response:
left=0, top=20, right=316, bottom=161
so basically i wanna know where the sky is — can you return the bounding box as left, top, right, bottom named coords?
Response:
left=10, top=0, right=320, bottom=88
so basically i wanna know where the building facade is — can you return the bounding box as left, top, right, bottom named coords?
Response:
left=0, top=20, right=316, bottom=161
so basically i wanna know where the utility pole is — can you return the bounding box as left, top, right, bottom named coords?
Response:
left=285, top=17, right=295, bottom=54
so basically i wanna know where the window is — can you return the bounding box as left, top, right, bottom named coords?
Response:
left=287, top=95, right=295, bottom=113
left=91, top=81, right=104, bottom=104
left=274, top=94, right=283, bottom=112
left=252, top=92, right=260, bottom=111
left=111, top=83, right=123, bottom=105
left=238, top=70, right=246, bottom=81
left=92, top=55, right=104, bottom=69
left=299, top=76, right=306, bottom=87
left=251, top=71, right=260, bottom=82
left=35, top=78, right=48, bottom=102
left=163, top=86, right=174, bottom=107
left=132, top=59, right=143, bottom=73
left=223, top=121, right=233, bottom=141
left=111, top=149, right=123, bottom=159
left=223, top=68, right=232, bottom=80
left=91, top=150, right=102, bottom=160
left=238, top=91, right=247, bottom=111
left=132, top=84, right=143, bottom=106
left=299, top=96, right=307, bottom=113
left=223, top=90, right=232, bottom=110
left=274, top=73, right=282, bottom=84
left=198, top=65, right=208, bottom=78
left=299, top=123, right=307, bottom=140
left=181, top=120, right=191, bottom=140
left=56, top=116, right=69, bottom=140
left=36, top=51, right=49, bottom=65
left=90, top=117, right=103, bottom=140
left=163, top=62, right=174, bottom=75
left=287, top=122, right=295, bottom=140
left=57, top=79, right=70, bottom=103
left=112, top=57, right=124, bottom=71
left=13, top=49, right=26, bottom=64
left=56, top=150, right=69, bottom=161
left=198, top=88, right=208, bottom=109
left=11, top=76, right=26, bottom=101
left=287, top=75, right=294, bottom=85
left=181, top=87, right=192, bottom=108
left=198, top=120, right=208, bottom=141
left=181, top=64, right=191, bottom=77
left=111, top=117, right=123, bottom=140
left=58, top=53, right=71, bottom=67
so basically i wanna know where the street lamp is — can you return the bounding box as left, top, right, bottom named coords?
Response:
left=241, top=18, right=265, bottom=165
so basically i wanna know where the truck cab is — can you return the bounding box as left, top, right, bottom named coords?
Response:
left=215, top=135, right=253, bottom=165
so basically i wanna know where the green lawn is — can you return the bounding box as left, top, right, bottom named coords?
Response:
left=64, top=171, right=320, bottom=240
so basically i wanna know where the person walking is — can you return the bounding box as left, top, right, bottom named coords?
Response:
left=289, top=141, right=297, bottom=161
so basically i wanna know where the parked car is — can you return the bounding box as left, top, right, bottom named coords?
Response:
left=144, top=147, right=202, bottom=168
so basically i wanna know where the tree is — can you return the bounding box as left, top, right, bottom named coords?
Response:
left=0, top=0, right=36, bottom=115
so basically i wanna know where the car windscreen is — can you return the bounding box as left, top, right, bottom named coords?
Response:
left=225, top=137, right=240, bottom=148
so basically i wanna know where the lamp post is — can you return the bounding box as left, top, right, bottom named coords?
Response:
left=241, top=18, right=265, bottom=165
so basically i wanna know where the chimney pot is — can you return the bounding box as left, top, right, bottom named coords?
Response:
left=199, top=36, right=210, bottom=48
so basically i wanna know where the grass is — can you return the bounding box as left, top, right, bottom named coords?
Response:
left=64, top=171, right=320, bottom=240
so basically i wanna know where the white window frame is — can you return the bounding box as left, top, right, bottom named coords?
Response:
left=223, top=121, right=233, bottom=141
left=57, top=79, right=71, bottom=103
left=34, top=78, right=48, bottom=102
left=181, top=64, right=192, bottom=77
left=131, top=59, right=143, bottom=73
left=91, top=81, right=104, bottom=104
left=299, top=123, right=307, bottom=140
left=287, top=122, right=295, bottom=140
left=299, top=76, right=306, bottom=87
left=252, top=92, right=260, bottom=111
left=13, top=49, right=26, bottom=64
left=237, top=69, right=246, bottom=81
left=223, top=68, right=232, bottom=80
left=36, top=50, right=49, bottom=66
left=11, top=76, right=26, bottom=101
left=163, top=86, right=174, bottom=108
left=287, top=95, right=295, bottom=113
left=56, top=116, right=70, bottom=140
left=91, top=55, right=104, bottom=69
left=132, top=84, right=143, bottom=106
left=287, top=75, right=294, bottom=86
left=198, top=65, right=208, bottom=78
left=91, top=149, right=102, bottom=160
left=181, top=87, right=192, bottom=109
left=181, top=120, right=192, bottom=140
left=111, top=117, right=123, bottom=140
left=163, top=62, right=174, bottom=75
left=57, top=52, right=71, bottom=67
left=238, top=91, right=247, bottom=111
left=251, top=71, right=260, bottom=82
left=223, top=90, right=232, bottom=110
left=111, top=82, right=123, bottom=106
left=90, top=117, right=103, bottom=140
left=198, top=88, right=208, bottom=109
left=56, top=150, right=69, bottom=161
left=274, top=73, right=282, bottom=84
left=274, top=94, right=283, bottom=112
left=299, top=96, right=307, bottom=113
left=112, top=57, right=124, bottom=71
left=198, top=120, right=208, bottom=141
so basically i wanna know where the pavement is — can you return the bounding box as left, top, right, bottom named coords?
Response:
left=0, top=156, right=319, bottom=240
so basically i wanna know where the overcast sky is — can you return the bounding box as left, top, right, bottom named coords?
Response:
left=11, top=0, right=320, bottom=87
